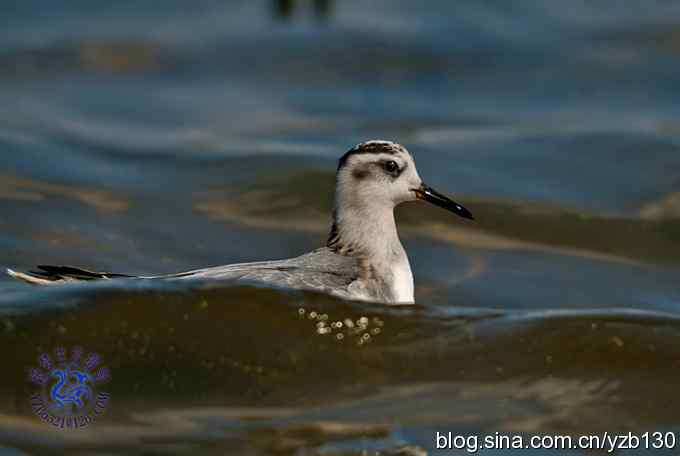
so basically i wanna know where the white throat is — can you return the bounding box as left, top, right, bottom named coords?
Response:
left=328, top=197, right=415, bottom=304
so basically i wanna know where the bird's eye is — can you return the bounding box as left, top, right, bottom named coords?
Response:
left=384, top=160, right=399, bottom=174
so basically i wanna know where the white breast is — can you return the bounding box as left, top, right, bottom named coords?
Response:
left=390, top=254, right=414, bottom=304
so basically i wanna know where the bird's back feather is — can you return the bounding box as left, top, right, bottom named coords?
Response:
left=7, top=247, right=365, bottom=298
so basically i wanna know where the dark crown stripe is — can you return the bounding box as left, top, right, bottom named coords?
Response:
left=337, top=141, right=402, bottom=170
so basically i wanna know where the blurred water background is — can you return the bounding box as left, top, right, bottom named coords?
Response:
left=1, top=0, right=680, bottom=454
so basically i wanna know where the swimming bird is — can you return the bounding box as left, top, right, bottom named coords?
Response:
left=7, top=140, right=472, bottom=304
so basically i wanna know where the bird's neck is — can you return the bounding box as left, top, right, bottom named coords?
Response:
left=327, top=202, right=400, bottom=257
left=326, top=202, right=414, bottom=303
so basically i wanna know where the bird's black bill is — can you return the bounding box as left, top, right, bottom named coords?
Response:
left=414, top=184, right=474, bottom=220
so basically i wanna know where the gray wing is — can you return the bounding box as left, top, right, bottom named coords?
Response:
left=7, top=247, right=363, bottom=298
left=162, top=247, right=362, bottom=296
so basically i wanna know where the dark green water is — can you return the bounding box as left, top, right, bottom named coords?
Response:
left=1, top=1, right=680, bottom=454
